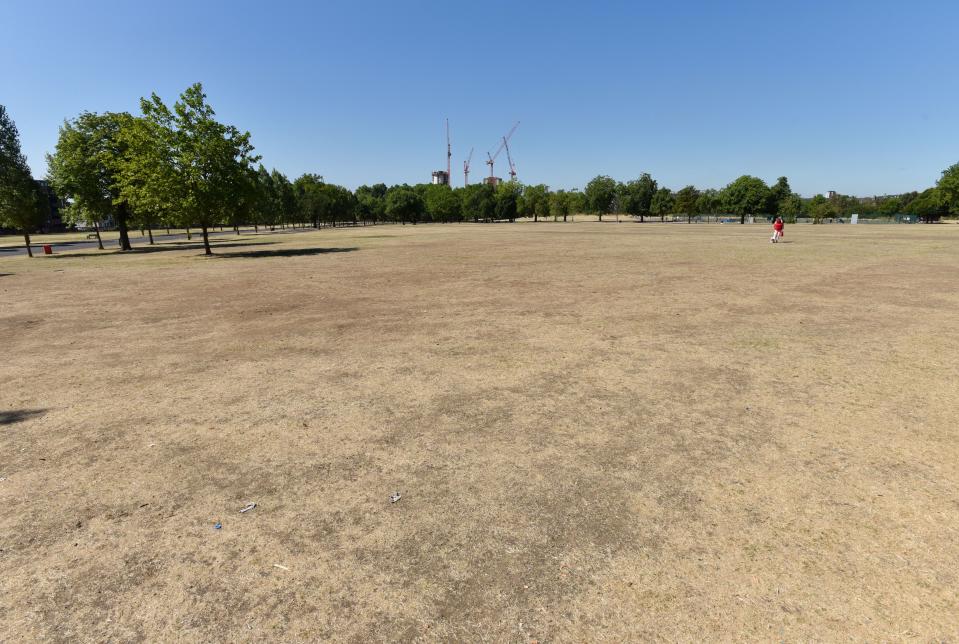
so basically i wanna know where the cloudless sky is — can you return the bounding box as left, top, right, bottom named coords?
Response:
left=3, top=0, right=958, bottom=196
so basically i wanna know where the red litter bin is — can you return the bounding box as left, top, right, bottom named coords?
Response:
left=43, top=244, right=53, bottom=255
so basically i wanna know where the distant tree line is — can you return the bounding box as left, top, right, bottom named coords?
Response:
left=3, top=87, right=959, bottom=257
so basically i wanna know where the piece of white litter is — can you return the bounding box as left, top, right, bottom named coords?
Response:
left=240, top=503, right=256, bottom=513
left=273, top=564, right=290, bottom=571
left=389, top=492, right=402, bottom=504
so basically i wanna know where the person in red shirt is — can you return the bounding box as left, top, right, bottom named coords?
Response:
left=771, top=216, right=784, bottom=243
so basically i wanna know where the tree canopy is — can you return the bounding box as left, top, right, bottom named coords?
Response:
left=721, top=176, right=771, bottom=224
left=385, top=186, right=424, bottom=225
left=619, top=173, right=657, bottom=222
left=937, top=163, right=959, bottom=216
left=1, top=105, right=50, bottom=256
left=47, top=110, right=136, bottom=250
left=585, top=175, right=618, bottom=221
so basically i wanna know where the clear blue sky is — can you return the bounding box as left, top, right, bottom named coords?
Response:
left=3, top=0, right=957, bottom=196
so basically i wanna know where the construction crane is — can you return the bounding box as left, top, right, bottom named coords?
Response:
left=503, top=136, right=517, bottom=180
left=463, top=147, right=474, bottom=186
left=446, top=118, right=451, bottom=183
left=486, top=121, right=519, bottom=180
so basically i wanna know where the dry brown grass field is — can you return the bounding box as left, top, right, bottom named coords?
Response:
left=1, top=222, right=958, bottom=641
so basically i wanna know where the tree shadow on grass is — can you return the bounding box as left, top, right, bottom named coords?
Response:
left=0, top=409, right=46, bottom=425
left=47, top=240, right=278, bottom=258
left=216, top=247, right=359, bottom=259
left=133, top=240, right=278, bottom=254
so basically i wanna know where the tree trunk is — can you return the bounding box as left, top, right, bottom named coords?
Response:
left=234, top=224, right=239, bottom=235
left=598, top=214, right=603, bottom=222
left=166, top=227, right=170, bottom=235
left=116, top=205, right=133, bottom=251
left=640, top=215, right=644, bottom=223
left=201, top=226, right=212, bottom=256
left=24, top=232, right=33, bottom=258
left=93, top=221, right=104, bottom=250
left=254, top=223, right=258, bottom=233
left=147, top=226, right=155, bottom=245
left=740, top=214, right=746, bottom=225
left=186, top=227, right=192, bottom=240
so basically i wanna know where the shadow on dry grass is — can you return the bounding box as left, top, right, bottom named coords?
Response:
left=0, top=409, right=46, bottom=425
left=45, top=241, right=278, bottom=258
left=215, top=247, right=359, bottom=259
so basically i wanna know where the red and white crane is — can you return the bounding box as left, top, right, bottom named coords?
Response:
left=486, top=121, right=519, bottom=180
left=503, top=136, right=517, bottom=181
left=463, top=147, right=474, bottom=186
left=446, top=118, right=451, bottom=182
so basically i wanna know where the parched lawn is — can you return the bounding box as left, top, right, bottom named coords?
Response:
left=1, top=223, right=958, bottom=640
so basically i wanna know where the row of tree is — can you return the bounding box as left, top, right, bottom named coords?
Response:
left=3, top=86, right=959, bottom=257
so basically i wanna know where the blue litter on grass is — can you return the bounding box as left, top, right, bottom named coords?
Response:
left=214, top=522, right=222, bottom=530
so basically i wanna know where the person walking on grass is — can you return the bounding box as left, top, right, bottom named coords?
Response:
left=771, top=216, right=784, bottom=243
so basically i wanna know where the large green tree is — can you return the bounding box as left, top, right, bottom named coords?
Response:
left=257, top=165, right=282, bottom=229
left=47, top=111, right=137, bottom=250
left=462, top=183, right=495, bottom=222
left=619, top=173, right=657, bottom=222
left=907, top=187, right=948, bottom=222
left=584, top=175, right=617, bottom=221
left=937, top=162, right=959, bottom=216
left=549, top=189, right=571, bottom=222
left=495, top=180, right=522, bottom=222
left=1, top=106, right=49, bottom=256
left=136, top=84, right=260, bottom=255
left=271, top=169, right=296, bottom=226
left=385, top=185, right=425, bottom=225
left=768, top=176, right=791, bottom=215
left=695, top=189, right=719, bottom=218
left=567, top=190, right=587, bottom=218
left=673, top=185, right=700, bottom=223
left=0, top=106, right=50, bottom=256
left=355, top=183, right=387, bottom=224
left=806, top=194, right=835, bottom=224
left=522, top=184, right=550, bottom=222
left=650, top=187, right=674, bottom=220
left=293, top=173, right=327, bottom=228
left=721, top=175, right=770, bottom=224
left=424, top=184, right=461, bottom=223
left=114, top=108, right=181, bottom=244
left=777, top=193, right=803, bottom=222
